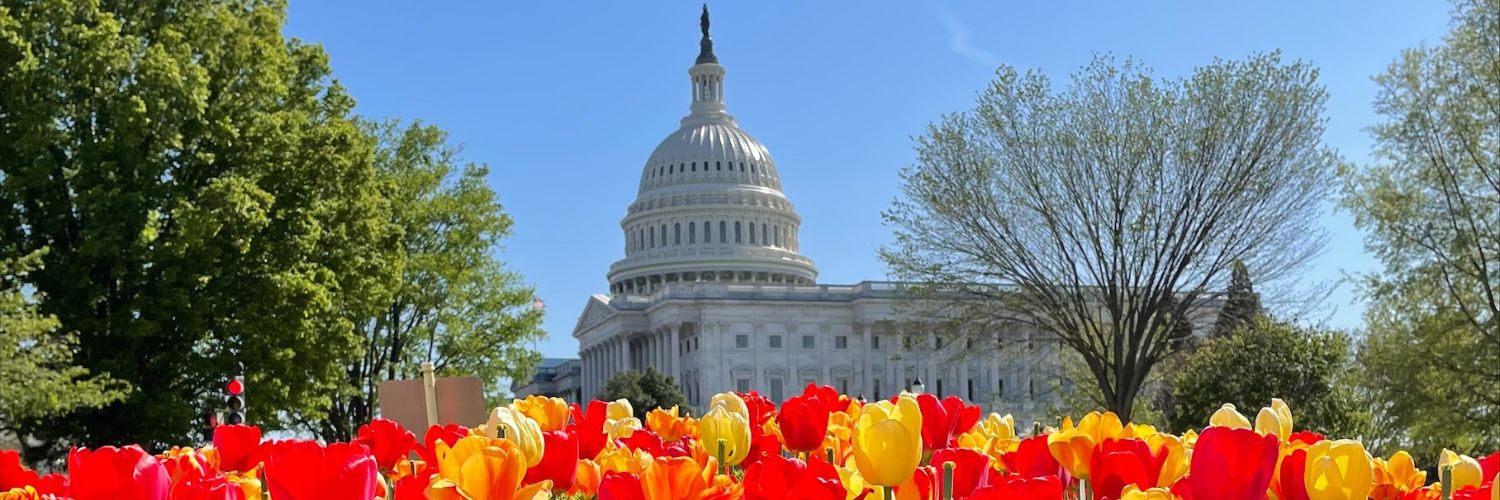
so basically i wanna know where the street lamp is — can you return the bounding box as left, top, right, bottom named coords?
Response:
left=910, top=377, right=925, bottom=394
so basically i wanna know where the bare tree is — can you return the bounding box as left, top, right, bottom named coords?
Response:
left=881, top=54, right=1338, bottom=421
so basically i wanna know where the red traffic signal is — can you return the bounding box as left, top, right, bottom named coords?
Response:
left=226, top=378, right=243, bottom=395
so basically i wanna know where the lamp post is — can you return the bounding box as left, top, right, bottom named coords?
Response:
left=910, top=377, right=925, bottom=395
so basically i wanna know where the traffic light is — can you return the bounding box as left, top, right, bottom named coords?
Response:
left=224, top=367, right=246, bottom=425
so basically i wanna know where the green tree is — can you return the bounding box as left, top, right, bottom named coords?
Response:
left=882, top=54, right=1339, bottom=421
left=599, top=368, right=688, bottom=419
left=1170, top=316, right=1366, bottom=436
left=1, top=249, right=129, bottom=459
left=1210, top=260, right=1263, bottom=339
left=1341, top=0, right=1500, bottom=458
left=314, top=121, right=545, bottom=441
left=0, top=0, right=398, bottom=448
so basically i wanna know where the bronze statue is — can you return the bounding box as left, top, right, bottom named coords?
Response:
left=696, top=4, right=717, bottom=64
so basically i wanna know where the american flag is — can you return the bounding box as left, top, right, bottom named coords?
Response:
left=532, top=297, right=545, bottom=311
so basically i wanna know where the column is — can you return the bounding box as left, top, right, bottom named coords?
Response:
left=669, top=324, right=681, bottom=382
left=861, top=323, right=873, bottom=397
left=926, top=328, right=937, bottom=395
left=618, top=336, right=629, bottom=376
left=584, top=347, right=593, bottom=399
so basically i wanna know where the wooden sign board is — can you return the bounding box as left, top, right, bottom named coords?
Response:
left=377, top=376, right=487, bottom=432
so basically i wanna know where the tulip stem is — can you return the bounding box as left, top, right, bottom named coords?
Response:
left=716, top=438, right=727, bottom=476
left=942, top=461, right=955, bottom=500
left=1440, top=464, right=1453, bottom=500
left=884, top=486, right=896, bottom=500
left=825, top=447, right=834, bottom=464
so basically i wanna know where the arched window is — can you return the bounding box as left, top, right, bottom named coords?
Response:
left=719, top=221, right=727, bottom=243
left=739, top=162, right=746, bottom=172
left=751, top=163, right=757, bottom=174
left=716, top=161, right=721, bottom=170
left=704, top=221, right=712, bottom=243
left=649, top=228, right=655, bottom=248
left=674, top=223, right=681, bottom=245
left=774, top=225, right=781, bottom=247
left=689, top=222, right=696, bottom=244
left=716, top=162, right=721, bottom=171
left=669, top=164, right=674, bottom=174
left=691, top=162, right=696, bottom=171
left=749, top=222, right=756, bottom=244
left=691, top=163, right=695, bottom=172
left=762, top=223, right=768, bottom=245
left=735, top=222, right=742, bottom=243
left=660, top=225, right=667, bottom=247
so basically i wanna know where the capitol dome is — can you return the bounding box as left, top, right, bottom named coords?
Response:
left=607, top=11, right=817, bottom=294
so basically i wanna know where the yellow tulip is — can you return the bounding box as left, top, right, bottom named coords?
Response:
left=699, top=393, right=752, bottom=466
left=1255, top=399, right=1294, bottom=440
left=1210, top=403, right=1252, bottom=429
left=511, top=395, right=570, bottom=432
left=647, top=405, right=696, bottom=442
left=1120, top=485, right=1179, bottom=500
left=1047, top=411, right=1124, bottom=479
left=852, top=394, right=922, bottom=487
left=838, top=464, right=869, bottom=500
left=485, top=406, right=546, bottom=468
left=1147, top=432, right=1190, bottom=486
left=709, top=392, right=750, bottom=420
left=1439, top=449, right=1483, bottom=491
left=1304, top=439, right=1374, bottom=500
left=426, top=435, right=549, bottom=500
left=570, top=459, right=602, bottom=497
left=596, top=443, right=651, bottom=475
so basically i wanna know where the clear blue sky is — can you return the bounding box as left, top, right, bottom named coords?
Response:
left=283, top=1, right=1452, bottom=359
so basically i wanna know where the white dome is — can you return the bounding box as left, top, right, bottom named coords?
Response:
left=607, top=33, right=816, bottom=295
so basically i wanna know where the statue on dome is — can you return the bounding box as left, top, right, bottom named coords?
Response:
left=696, top=4, right=717, bottom=64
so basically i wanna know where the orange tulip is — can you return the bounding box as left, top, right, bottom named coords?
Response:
left=648, top=406, right=696, bottom=442
left=641, top=455, right=711, bottom=500
left=512, top=395, right=570, bottom=433
left=569, top=459, right=602, bottom=497
left=1371, top=450, right=1426, bottom=497
left=1047, top=411, right=1125, bottom=479
left=426, top=435, right=549, bottom=500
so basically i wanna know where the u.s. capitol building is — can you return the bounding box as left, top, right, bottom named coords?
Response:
left=543, top=9, right=1069, bottom=420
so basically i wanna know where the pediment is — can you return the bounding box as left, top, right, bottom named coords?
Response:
left=572, top=294, right=618, bottom=337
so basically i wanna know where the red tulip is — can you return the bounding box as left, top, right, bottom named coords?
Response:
left=619, top=429, right=666, bottom=455
left=68, top=445, right=170, bottom=500
left=897, top=465, right=939, bottom=500
left=262, top=440, right=378, bottom=500
left=1189, top=426, right=1279, bottom=500
left=1088, top=438, right=1166, bottom=500
left=1478, top=452, right=1499, bottom=482
left=417, top=423, right=470, bottom=466
left=524, top=429, right=580, bottom=491
left=741, top=429, right=785, bottom=469
left=1, top=449, right=67, bottom=495
left=598, top=471, right=647, bottom=500
left=778, top=388, right=834, bottom=453
left=738, top=391, right=778, bottom=424
left=932, top=447, right=997, bottom=499
left=170, top=474, right=247, bottom=500
left=572, top=400, right=611, bottom=460
left=1277, top=448, right=1310, bottom=500
left=354, top=418, right=416, bottom=471
left=915, top=394, right=981, bottom=451
left=743, top=454, right=845, bottom=500
left=1001, top=435, right=1060, bottom=479
left=1289, top=431, right=1325, bottom=445
left=390, top=466, right=434, bottom=500
left=211, top=424, right=262, bottom=473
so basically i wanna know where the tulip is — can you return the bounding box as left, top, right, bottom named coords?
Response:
left=930, top=447, right=995, bottom=499
left=837, top=463, right=870, bottom=500
left=779, top=390, right=834, bottom=453
left=1188, top=426, right=1279, bottom=500
left=598, top=471, right=647, bottom=500
left=1210, top=404, right=1252, bottom=429
left=701, top=472, right=747, bottom=500
left=894, top=464, right=936, bottom=500
left=0, top=450, right=66, bottom=497
left=390, top=467, right=434, bottom=500
left=1276, top=448, right=1310, bottom=500
left=700, top=393, right=753, bottom=467
left=570, top=459, right=603, bottom=497
left=1002, top=434, right=1061, bottom=479
left=486, top=406, right=547, bottom=468
left=1048, top=411, right=1125, bottom=479
left=418, top=423, right=472, bottom=466
left=641, top=455, right=713, bottom=500
left=852, top=394, right=923, bottom=488
left=169, top=474, right=247, bottom=500
left=262, top=441, right=377, bottom=500
left=1145, top=433, right=1189, bottom=487
left=1441, top=449, right=1485, bottom=492
left=523, top=429, right=580, bottom=491
left=914, top=394, right=981, bottom=452
left=155, top=447, right=211, bottom=491
left=1090, top=438, right=1168, bottom=500
left=427, top=435, right=549, bottom=500
left=210, top=424, right=262, bottom=473
left=1119, top=485, right=1178, bottom=500
left=1255, top=399, right=1294, bottom=440
left=573, top=400, right=611, bottom=459
left=68, top=445, right=170, bottom=500
left=1370, top=450, right=1426, bottom=498
left=354, top=417, right=416, bottom=472
left=737, top=391, right=777, bottom=425
left=512, top=395, right=571, bottom=432
left=596, top=443, right=651, bottom=475
left=648, top=405, right=697, bottom=443
left=958, top=413, right=1019, bottom=466
left=1302, top=438, right=1374, bottom=498
left=986, top=475, right=1064, bottom=498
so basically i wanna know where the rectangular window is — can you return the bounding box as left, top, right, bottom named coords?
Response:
left=720, top=222, right=726, bottom=243
left=735, top=335, right=748, bottom=349
left=1028, top=378, right=1035, bottom=399
left=873, top=379, right=882, bottom=398
left=704, top=221, right=711, bottom=242
left=802, top=335, right=814, bottom=349
left=736, top=378, right=751, bottom=393
left=871, top=336, right=880, bottom=350
left=769, top=377, right=784, bottom=402
left=835, top=336, right=848, bottom=349
left=836, top=377, right=849, bottom=394
left=967, top=379, right=975, bottom=401
left=769, top=335, right=782, bottom=349
left=997, top=379, right=1005, bottom=399
left=689, top=223, right=696, bottom=243
left=937, top=379, right=944, bottom=397
left=749, top=224, right=756, bottom=244
left=674, top=224, right=681, bottom=245
left=735, top=222, right=742, bottom=243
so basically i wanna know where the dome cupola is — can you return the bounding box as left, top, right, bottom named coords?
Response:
left=608, top=6, right=817, bottom=294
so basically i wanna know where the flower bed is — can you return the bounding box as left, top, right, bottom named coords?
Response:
left=1, top=386, right=1496, bottom=499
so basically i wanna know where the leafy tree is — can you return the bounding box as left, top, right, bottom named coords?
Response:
left=599, top=368, right=688, bottom=419
left=1341, top=0, right=1500, bottom=458
left=1, top=249, right=129, bottom=460
left=1210, top=260, right=1263, bottom=339
left=0, top=0, right=398, bottom=448
left=1168, top=316, right=1367, bottom=436
left=883, top=54, right=1339, bottom=421
left=314, top=121, right=545, bottom=441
